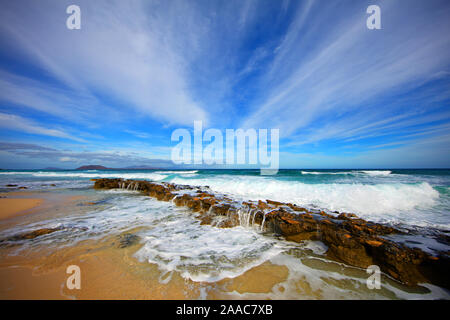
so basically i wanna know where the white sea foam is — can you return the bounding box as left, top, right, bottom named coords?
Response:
left=359, top=170, right=392, bottom=176
left=135, top=222, right=285, bottom=282
left=24, top=171, right=168, bottom=181
left=301, top=170, right=392, bottom=176
left=168, top=175, right=445, bottom=229
left=154, top=170, right=198, bottom=174
left=0, top=170, right=199, bottom=181
left=0, top=171, right=34, bottom=175
left=301, top=171, right=353, bottom=175
left=301, top=241, right=328, bottom=255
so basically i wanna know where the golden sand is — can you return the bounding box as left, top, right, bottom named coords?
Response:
left=0, top=198, right=43, bottom=220
left=0, top=230, right=297, bottom=300
left=219, top=262, right=289, bottom=294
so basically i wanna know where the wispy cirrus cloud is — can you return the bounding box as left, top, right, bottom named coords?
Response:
left=242, top=0, right=450, bottom=146
left=0, top=70, right=106, bottom=124
left=0, top=0, right=208, bottom=126
left=0, top=112, right=85, bottom=142
left=0, top=142, right=56, bottom=152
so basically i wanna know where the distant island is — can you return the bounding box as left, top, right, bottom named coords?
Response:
left=75, top=165, right=110, bottom=170
left=122, top=165, right=161, bottom=170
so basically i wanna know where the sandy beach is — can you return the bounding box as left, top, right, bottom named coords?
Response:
left=0, top=197, right=43, bottom=221
left=0, top=226, right=293, bottom=300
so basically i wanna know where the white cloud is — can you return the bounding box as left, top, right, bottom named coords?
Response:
left=0, top=0, right=208, bottom=126
left=242, top=0, right=450, bottom=141
left=0, top=70, right=104, bottom=124
left=0, top=112, right=84, bottom=142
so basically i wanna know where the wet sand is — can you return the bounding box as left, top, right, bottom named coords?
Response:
left=0, top=234, right=294, bottom=300
left=0, top=198, right=43, bottom=220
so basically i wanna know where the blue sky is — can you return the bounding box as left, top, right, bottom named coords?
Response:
left=0, top=0, right=449, bottom=169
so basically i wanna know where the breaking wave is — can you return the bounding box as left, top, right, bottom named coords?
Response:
left=168, top=175, right=445, bottom=229
left=301, top=170, right=392, bottom=176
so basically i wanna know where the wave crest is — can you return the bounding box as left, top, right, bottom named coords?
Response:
left=301, top=170, right=392, bottom=176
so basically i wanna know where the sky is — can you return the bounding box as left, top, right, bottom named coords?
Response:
left=0, top=0, right=449, bottom=169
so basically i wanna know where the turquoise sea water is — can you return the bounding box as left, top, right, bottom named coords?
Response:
left=1, top=168, right=449, bottom=230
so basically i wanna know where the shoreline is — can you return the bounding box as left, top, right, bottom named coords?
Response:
left=0, top=180, right=448, bottom=299
left=92, top=178, right=450, bottom=289
left=0, top=229, right=294, bottom=300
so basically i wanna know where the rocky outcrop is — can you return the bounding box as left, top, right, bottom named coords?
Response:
left=4, top=184, right=28, bottom=189
left=115, top=233, right=140, bottom=248
left=1, top=226, right=87, bottom=244
left=1, top=227, right=63, bottom=242
left=93, top=178, right=450, bottom=289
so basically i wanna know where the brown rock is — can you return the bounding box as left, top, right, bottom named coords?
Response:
left=365, top=240, right=383, bottom=247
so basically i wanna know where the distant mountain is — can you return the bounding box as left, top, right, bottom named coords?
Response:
left=75, top=165, right=110, bottom=170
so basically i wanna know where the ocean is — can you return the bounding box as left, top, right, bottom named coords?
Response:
left=1, top=169, right=449, bottom=299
